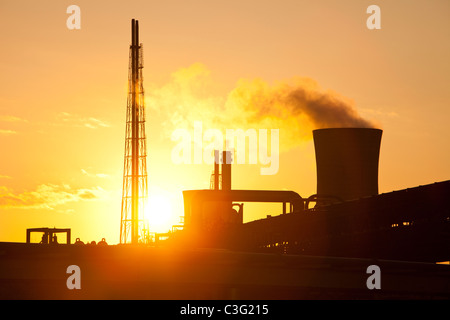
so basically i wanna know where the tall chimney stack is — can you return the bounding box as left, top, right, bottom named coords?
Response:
left=222, top=151, right=232, bottom=191
left=120, top=19, right=148, bottom=244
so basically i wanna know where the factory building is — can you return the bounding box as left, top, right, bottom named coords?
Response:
left=177, top=128, right=450, bottom=263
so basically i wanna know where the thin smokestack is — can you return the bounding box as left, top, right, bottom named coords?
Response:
left=131, top=18, right=139, bottom=244
left=222, top=151, right=231, bottom=191
left=135, top=20, right=139, bottom=49
left=214, top=150, right=219, bottom=190
left=131, top=19, right=134, bottom=46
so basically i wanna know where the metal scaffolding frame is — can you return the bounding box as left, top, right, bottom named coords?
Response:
left=120, top=19, right=148, bottom=244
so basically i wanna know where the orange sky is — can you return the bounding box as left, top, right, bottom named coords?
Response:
left=0, top=0, right=449, bottom=244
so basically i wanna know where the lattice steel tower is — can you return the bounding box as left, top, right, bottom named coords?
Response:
left=120, top=19, right=148, bottom=244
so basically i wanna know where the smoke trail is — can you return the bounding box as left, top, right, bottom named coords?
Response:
left=147, top=64, right=379, bottom=150
left=223, top=76, right=378, bottom=149
left=228, top=77, right=375, bottom=125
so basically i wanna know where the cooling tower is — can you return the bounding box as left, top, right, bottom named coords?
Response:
left=313, top=128, right=382, bottom=202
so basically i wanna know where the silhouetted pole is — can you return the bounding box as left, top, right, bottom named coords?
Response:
left=214, top=150, right=219, bottom=190
left=131, top=19, right=139, bottom=244
left=120, top=19, right=148, bottom=244
left=222, top=151, right=231, bottom=191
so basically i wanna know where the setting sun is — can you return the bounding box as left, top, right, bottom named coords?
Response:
left=144, top=190, right=174, bottom=233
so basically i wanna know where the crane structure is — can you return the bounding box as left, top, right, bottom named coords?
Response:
left=120, top=19, right=148, bottom=244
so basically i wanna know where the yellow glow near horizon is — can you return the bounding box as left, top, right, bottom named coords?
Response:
left=0, top=1, right=450, bottom=245
left=144, top=190, right=174, bottom=233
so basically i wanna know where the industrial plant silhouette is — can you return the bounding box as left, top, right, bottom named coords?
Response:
left=120, top=19, right=149, bottom=245
left=0, top=19, right=449, bottom=300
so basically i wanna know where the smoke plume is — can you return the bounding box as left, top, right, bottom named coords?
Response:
left=147, top=63, right=379, bottom=150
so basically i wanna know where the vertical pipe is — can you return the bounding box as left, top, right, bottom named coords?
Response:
left=131, top=19, right=138, bottom=244
left=135, top=20, right=140, bottom=243
left=214, top=150, right=219, bottom=190
left=222, top=151, right=231, bottom=191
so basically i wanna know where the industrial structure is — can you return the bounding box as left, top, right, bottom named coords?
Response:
left=1, top=20, right=449, bottom=300
left=26, top=228, right=71, bottom=245
left=120, top=19, right=148, bottom=244
left=313, top=128, right=382, bottom=203
left=176, top=128, right=450, bottom=264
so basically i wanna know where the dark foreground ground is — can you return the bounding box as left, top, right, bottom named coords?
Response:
left=0, top=242, right=449, bottom=300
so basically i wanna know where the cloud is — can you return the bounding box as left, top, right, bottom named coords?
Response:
left=0, top=115, right=28, bottom=123
left=81, top=168, right=110, bottom=179
left=57, top=112, right=111, bottom=129
left=84, top=117, right=110, bottom=129
left=78, top=190, right=97, bottom=200
left=0, top=129, right=17, bottom=135
left=0, top=184, right=108, bottom=210
left=0, top=116, right=27, bottom=135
